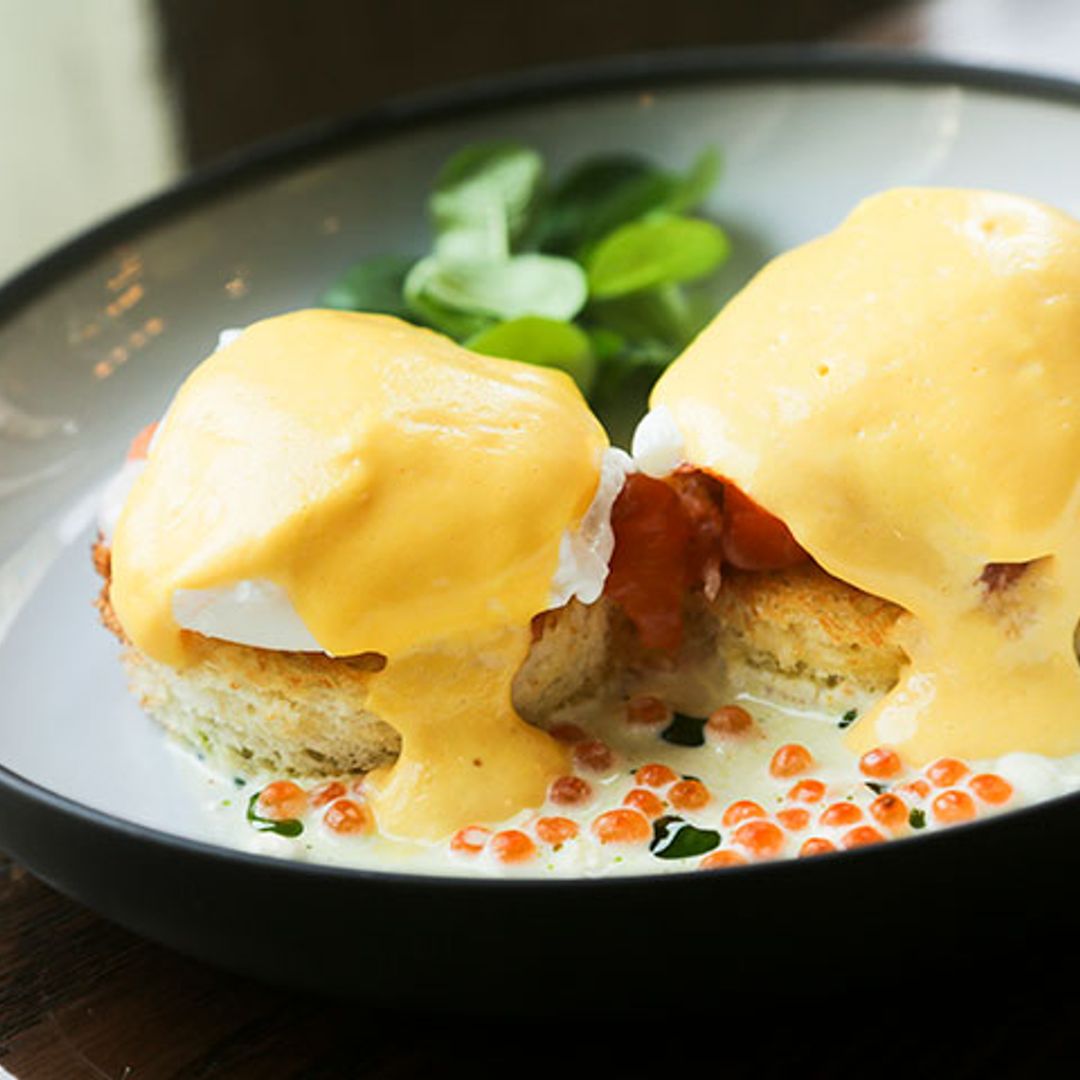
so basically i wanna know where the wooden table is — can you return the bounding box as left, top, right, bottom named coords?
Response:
left=5, top=1, right=1080, bottom=1074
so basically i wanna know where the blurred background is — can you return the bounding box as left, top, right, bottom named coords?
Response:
left=3, top=0, right=1080, bottom=283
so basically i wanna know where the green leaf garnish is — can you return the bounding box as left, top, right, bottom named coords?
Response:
left=865, top=781, right=888, bottom=795
left=319, top=254, right=415, bottom=317
left=467, top=317, right=597, bottom=394
left=667, top=147, right=723, bottom=214
left=403, top=257, right=494, bottom=340
left=586, top=215, right=730, bottom=300
left=431, top=141, right=543, bottom=248
left=660, top=712, right=707, bottom=747
left=411, top=253, right=587, bottom=323
left=246, top=791, right=303, bottom=839
left=909, top=807, right=927, bottom=830
left=649, top=815, right=721, bottom=860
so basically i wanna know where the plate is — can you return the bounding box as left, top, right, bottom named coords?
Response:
left=2, top=48, right=1080, bottom=1005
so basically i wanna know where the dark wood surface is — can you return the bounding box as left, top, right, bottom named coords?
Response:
left=6, top=1, right=1080, bottom=1075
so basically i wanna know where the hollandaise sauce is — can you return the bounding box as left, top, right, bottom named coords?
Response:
left=653, top=188, right=1080, bottom=765
left=110, top=311, right=608, bottom=839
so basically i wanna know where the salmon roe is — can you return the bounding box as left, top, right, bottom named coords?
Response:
left=635, top=763, right=679, bottom=788
left=310, top=781, right=346, bottom=808
left=932, top=789, right=977, bottom=824
left=490, top=830, right=537, bottom=863
left=623, top=788, right=666, bottom=819
left=548, top=722, right=587, bottom=744
left=450, top=825, right=491, bottom=855
left=820, top=802, right=862, bottom=827
left=323, top=798, right=373, bottom=835
left=592, top=809, right=652, bottom=845
left=869, top=793, right=908, bottom=830
left=799, top=837, right=837, bottom=857
left=625, top=695, right=672, bottom=726
left=700, top=850, right=748, bottom=870
left=257, top=780, right=307, bottom=821
left=859, top=746, right=902, bottom=779
left=549, top=775, right=593, bottom=806
left=969, top=773, right=1014, bottom=806
left=841, top=826, right=884, bottom=849
left=787, top=779, right=827, bottom=804
left=722, top=800, right=766, bottom=828
left=733, top=820, right=785, bottom=859
left=769, top=743, right=814, bottom=778
left=927, top=758, right=969, bottom=788
left=895, top=778, right=931, bottom=800
left=706, top=704, right=755, bottom=737
left=573, top=739, right=616, bottom=774
left=669, top=779, right=711, bottom=812
left=535, top=817, right=579, bottom=845
left=776, top=807, right=810, bottom=832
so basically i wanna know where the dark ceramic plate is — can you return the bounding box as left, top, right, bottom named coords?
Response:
left=2, top=49, right=1079, bottom=1005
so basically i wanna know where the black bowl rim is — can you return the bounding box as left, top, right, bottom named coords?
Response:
left=3, top=43, right=1080, bottom=892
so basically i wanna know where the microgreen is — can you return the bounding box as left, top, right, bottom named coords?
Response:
left=319, top=254, right=415, bottom=317
left=649, top=814, right=721, bottom=860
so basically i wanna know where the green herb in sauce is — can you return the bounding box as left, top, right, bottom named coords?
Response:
left=838, top=709, right=858, bottom=730
left=649, top=814, right=721, bottom=860
left=246, top=792, right=304, bottom=839
left=909, top=807, right=927, bottom=830
left=661, top=713, right=707, bottom=747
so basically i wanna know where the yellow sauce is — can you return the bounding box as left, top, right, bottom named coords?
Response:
left=111, top=310, right=608, bottom=837
left=653, top=188, right=1080, bottom=762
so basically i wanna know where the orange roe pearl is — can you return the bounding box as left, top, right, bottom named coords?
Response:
left=776, top=807, right=810, bottom=832
left=926, top=758, right=970, bottom=788
left=574, top=739, right=616, bottom=774
left=706, top=704, right=755, bottom=737
left=932, top=789, right=977, bottom=824
left=450, top=825, right=491, bottom=855
left=549, top=775, right=593, bottom=806
left=490, top=830, right=537, bottom=863
left=310, top=781, right=346, bottom=809
left=859, top=746, right=902, bottom=779
left=323, top=798, right=373, bottom=835
left=635, top=763, right=679, bottom=788
left=625, top=695, right=671, bottom=726
left=733, top=820, right=785, bottom=859
left=623, top=788, right=666, bottom=819
left=799, top=837, right=837, bottom=857
left=869, top=793, right=908, bottom=830
left=969, top=773, right=1014, bottom=806
left=126, top=421, right=158, bottom=461
left=896, top=778, right=931, bottom=800
left=722, top=800, right=766, bottom=828
left=820, top=802, right=862, bottom=827
left=548, top=722, right=588, bottom=744
left=787, top=779, right=827, bottom=804
left=669, top=779, right=711, bottom=812
left=592, top=809, right=652, bottom=845
left=841, top=826, right=885, bottom=849
left=257, top=780, right=308, bottom=821
left=700, top=849, right=748, bottom=869
left=769, top=743, right=814, bottom=778
left=535, top=817, right=579, bottom=845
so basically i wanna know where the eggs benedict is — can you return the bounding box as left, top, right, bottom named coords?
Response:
left=628, top=187, right=1080, bottom=764
left=97, top=309, right=624, bottom=840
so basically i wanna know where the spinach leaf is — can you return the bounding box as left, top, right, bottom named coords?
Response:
left=415, top=253, right=588, bottom=323
left=468, top=317, right=597, bottom=394
left=319, top=254, right=415, bottom=317
left=431, top=141, right=543, bottom=248
left=587, top=215, right=731, bottom=300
